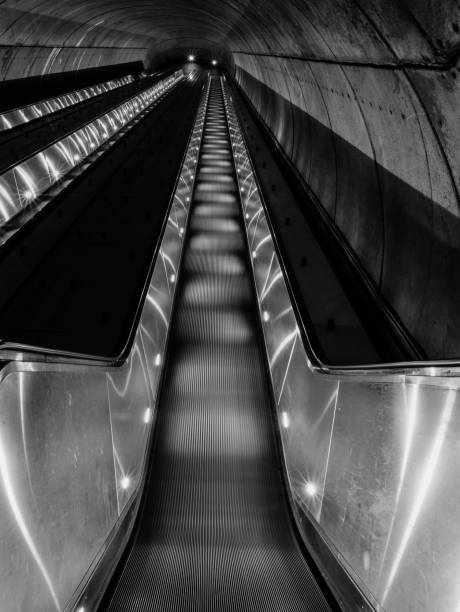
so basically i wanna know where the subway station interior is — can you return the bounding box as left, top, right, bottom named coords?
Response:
left=0, top=1, right=458, bottom=610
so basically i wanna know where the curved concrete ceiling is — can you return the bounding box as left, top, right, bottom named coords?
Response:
left=0, top=0, right=458, bottom=78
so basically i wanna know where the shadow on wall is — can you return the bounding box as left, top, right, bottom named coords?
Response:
left=235, top=64, right=460, bottom=360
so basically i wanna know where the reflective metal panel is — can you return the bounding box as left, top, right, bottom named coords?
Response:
left=0, top=367, right=116, bottom=612
left=222, top=76, right=460, bottom=612
left=0, top=71, right=184, bottom=244
left=0, top=75, right=134, bottom=132
left=106, top=339, right=153, bottom=514
left=0, top=77, right=210, bottom=612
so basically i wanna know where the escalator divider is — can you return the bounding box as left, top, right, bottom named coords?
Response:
left=110, top=78, right=212, bottom=363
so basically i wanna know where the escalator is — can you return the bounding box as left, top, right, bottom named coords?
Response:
left=99, top=75, right=336, bottom=611
left=0, top=70, right=450, bottom=612
left=0, top=72, right=204, bottom=356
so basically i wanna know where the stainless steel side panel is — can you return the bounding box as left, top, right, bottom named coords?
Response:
left=0, top=368, right=116, bottom=612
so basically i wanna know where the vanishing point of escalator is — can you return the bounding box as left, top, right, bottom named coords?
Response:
left=101, top=76, right=334, bottom=611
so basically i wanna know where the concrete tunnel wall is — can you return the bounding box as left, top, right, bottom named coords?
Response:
left=234, top=54, right=460, bottom=359
left=0, top=0, right=459, bottom=359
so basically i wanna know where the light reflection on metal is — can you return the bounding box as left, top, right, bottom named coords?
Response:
left=0, top=75, right=135, bottom=132
left=260, top=270, right=282, bottom=301
left=18, top=371, right=36, bottom=509
left=0, top=426, right=61, bottom=611
left=143, top=408, right=153, bottom=424
left=0, top=70, right=185, bottom=244
left=120, top=476, right=131, bottom=491
left=161, top=251, right=177, bottom=273
left=106, top=343, right=137, bottom=397
left=273, top=305, right=293, bottom=322
left=268, top=329, right=298, bottom=370
left=15, top=165, right=37, bottom=200
left=260, top=253, right=275, bottom=297
left=281, top=411, right=290, bottom=429
left=146, top=293, right=168, bottom=327
left=222, top=76, right=460, bottom=612
left=276, top=332, right=297, bottom=404
left=0, top=78, right=211, bottom=612
left=248, top=206, right=262, bottom=229
left=304, top=482, right=318, bottom=497
left=377, top=383, right=419, bottom=586
left=381, top=388, right=456, bottom=606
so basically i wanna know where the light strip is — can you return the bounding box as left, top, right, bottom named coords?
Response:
left=0, top=426, right=61, bottom=611
left=0, top=75, right=135, bottom=132
left=0, top=70, right=184, bottom=243
left=381, top=388, right=455, bottom=604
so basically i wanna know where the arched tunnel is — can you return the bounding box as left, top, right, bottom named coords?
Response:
left=0, top=1, right=458, bottom=611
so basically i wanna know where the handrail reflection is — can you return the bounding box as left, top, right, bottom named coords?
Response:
left=0, top=75, right=135, bottom=133
left=0, top=71, right=184, bottom=248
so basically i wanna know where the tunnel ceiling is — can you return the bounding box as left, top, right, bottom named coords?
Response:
left=0, top=0, right=459, bottom=71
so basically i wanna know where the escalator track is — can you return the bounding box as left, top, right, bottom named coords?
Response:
left=101, top=75, right=335, bottom=611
